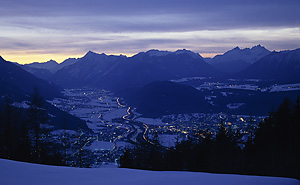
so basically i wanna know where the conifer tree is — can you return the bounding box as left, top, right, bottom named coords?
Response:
left=28, top=87, right=48, bottom=162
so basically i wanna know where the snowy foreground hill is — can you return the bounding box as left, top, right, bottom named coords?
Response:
left=0, top=159, right=299, bottom=185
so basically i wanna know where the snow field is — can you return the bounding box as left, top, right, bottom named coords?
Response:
left=0, top=159, right=299, bottom=185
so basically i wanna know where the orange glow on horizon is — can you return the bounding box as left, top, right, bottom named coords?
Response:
left=1, top=51, right=221, bottom=64
left=200, top=53, right=222, bottom=58
left=0, top=52, right=83, bottom=64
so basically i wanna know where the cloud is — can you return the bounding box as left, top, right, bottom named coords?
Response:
left=1, top=0, right=299, bottom=31
left=0, top=0, right=299, bottom=63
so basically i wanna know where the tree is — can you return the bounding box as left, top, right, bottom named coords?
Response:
left=28, top=87, right=48, bottom=162
left=252, top=98, right=300, bottom=179
left=3, top=96, right=13, bottom=158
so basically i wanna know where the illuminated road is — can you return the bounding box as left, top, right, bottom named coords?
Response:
left=120, top=105, right=154, bottom=145
left=117, top=97, right=126, bottom=107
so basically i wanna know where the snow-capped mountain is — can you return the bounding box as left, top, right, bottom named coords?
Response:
left=143, top=49, right=172, bottom=57
left=50, top=51, right=126, bottom=89
left=136, top=49, right=203, bottom=59
left=50, top=49, right=219, bottom=92
left=209, top=45, right=271, bottom=74
left=236, top=48, right=300, bottom=81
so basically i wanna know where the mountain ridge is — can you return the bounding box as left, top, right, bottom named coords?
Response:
left=0, top=56, right=88, bottom=130
left=235, top=48, right=300, bottom=81
left=209, top=45, right=271, bottom=74
left=0, top=56, right=62, bottom=99
left=49, top=49, right=219, bottom=92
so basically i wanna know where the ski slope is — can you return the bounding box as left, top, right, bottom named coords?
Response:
left=0, top=159, right=299, bottom=185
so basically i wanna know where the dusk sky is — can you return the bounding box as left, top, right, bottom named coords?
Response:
left=1, top=0, right=299, bottom=64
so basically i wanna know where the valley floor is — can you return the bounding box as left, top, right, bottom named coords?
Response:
left=0, top=159, right=299, bottom=185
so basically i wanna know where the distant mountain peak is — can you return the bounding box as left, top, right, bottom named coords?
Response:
left=210, top=45, right=271, bottom=74
left=47, top=59, right=58, bottom=64
left=174, top=49, right=202, bottom=59
left=251, top=44, right=268, bottom=51
left=145, top=49, right=172, bottom=57
left=237, top=48, right=300, bottom=80
left=85, top=50, right=99, bottom=57
left=24, top=59, right=59, bottom=70
left=252, top=44, right=262, bottom=48
left=142, top=49, right=202, bottom=59
left=233, top=46, right=241, bottom=50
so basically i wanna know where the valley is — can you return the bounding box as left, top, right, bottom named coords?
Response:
left=46, top=84, right=277, bottom=167
left=1, top=45, right=299, bottom=180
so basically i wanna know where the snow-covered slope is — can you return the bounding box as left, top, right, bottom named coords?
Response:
left=210, top=45, right=271, bottom=74
left=237, top=48, right=300, bottom=81
left=0, top=159, right=299, bottom=185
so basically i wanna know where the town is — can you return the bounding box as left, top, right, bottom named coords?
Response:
left=47, top=88, right=264, bottom=167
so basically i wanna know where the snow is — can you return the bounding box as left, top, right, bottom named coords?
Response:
left=227, top=103, right=245, bottom=109
left=174, top=49, right=201, bottom=59
left=48, top=89, right=129, bottom=133
left=11, top=101, right=30, bottom=109
left=146, top=49, right=172, bottom=56
left=115, top=141, right=133, bottom=148
left=136, top=117, right=167, bottom=126
left=48, top=113, right=56, bottom=118
left=0, top=159, right=299, bottom=185
left=211, top=45, right=270, bottom=65
left=270, top=83, right=300, bottom=92
left=88, top=141, right=114, bottom=151
left=102, top=108, right=128, bottom=121
left=195, top=81, right=300, bottom=93
left=51, top=129, right=77, bottom=136
left=170, top=77, right=207, bottom=83
left=159, top=134, right=178, bottom=147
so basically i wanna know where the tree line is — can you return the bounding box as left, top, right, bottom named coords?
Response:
left=120, top=97, right=300, bottom=180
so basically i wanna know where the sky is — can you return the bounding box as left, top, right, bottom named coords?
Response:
left=0, top=0, right=299, bottom=64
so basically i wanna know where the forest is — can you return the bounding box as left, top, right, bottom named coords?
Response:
left=120, top=98, right=300, bottom=180
left=0, top=88, right=65, bottom=165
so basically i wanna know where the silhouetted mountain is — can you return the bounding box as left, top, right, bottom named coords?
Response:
left=128, top=81, right=213, bottom=117
left=0, top=56, right=61, bottom=99
left=20, top=65, right=54, bottom=80
left=236, top=48, right=300, bottom=81
left=25, top=59, right=59, bottom=73
left=209, top=45, right=271, bottom=74
left=50, top=49, right=219, bottom=92
left=50, top=51, right=126, bottom=88
left=20, top=58, right=78, bottom=80
left=0, top=56, right=88, bottom=130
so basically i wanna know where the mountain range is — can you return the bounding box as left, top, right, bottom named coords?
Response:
left=19, top=46, right=300, bottom=89
left=19, top=58, right=78, bottom=80
left=0, top=56, right=61, bottom=100
left=47, top=49, right=219, bottom=92
left=1, top=45, right=300, bottom=118
left=206, top=45, right=271, bottom=74
left=236, top=48, right=300, bottom=81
